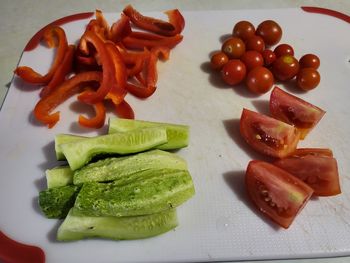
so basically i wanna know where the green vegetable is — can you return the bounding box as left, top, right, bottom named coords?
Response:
left=73, top=149, right=187, bottom=184
left=46, top=166, right=73, bottom=188
left=61, top=127, right=168, bottom=170
left=74, top=169, right=195, bottom=217
left=108, top=118, right=189, bottom=150
left=57, top=208, right=178, bottom=241
left=55, top=134, right=86, bottom=161
left=39, top=185, right=81, bottom=218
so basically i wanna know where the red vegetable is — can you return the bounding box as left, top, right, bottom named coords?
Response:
left=246, top=160, right=313, bottom=228
left=78, top=88, right=106, bottom=128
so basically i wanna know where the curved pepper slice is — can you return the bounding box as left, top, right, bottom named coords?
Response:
left=109, top=14, right=132, bottom=43
left=123, top=5, right=185, bottom=36
left=122, top=33, right=183, bottom=50
left=78, top=88, right=106, bottom=129
left=14, top=26, right=68, bottom=85
left=40, top=45, right=75, bottom=98
left=77, top=31, right=117, bottom=104
left=112, top=99, right=135, bottom=119
left=34, top=71, right=102, bottom=128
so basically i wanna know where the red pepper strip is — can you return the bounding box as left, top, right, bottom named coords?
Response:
left=128, top=31, right=168, bottom=40
left=122, top=33, right=183, bottom=50
left=109, top=14, right=132, bottom=43
left=135, top=72, right=147, bottom=86
left=34, top=71, right=102, bottom=128
left=78, top=88, right=106, bottom=129
left=14, top=26, right=68, bottom=85
left=112, top=99, right=135, bottom=119
left=125, top=82, right=156, bottom=99
left=125, top=56, right=145, bottom=77
left=123, top=5, right=184, bottom=36
left=95, top=9, right=110, bottom=33
left=40, top=45, right=75, bottom=98
left=77, top=31, right=117, bottom=104
left=103, top=42, right=127, bottom=105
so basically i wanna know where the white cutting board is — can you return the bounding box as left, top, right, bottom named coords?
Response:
left=1, top=8, right=350, bottom=263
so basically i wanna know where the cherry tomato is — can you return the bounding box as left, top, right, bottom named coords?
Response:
left=210, top=51, right=229, bottom=70
left=232, top=20, right=255, bottom=41
left=221, top=59, right=247, bottom=85
left=221, top=37, right=246, bottom=59
left=239, top=108, right=300, bottom=158
left=296, top=68, right=320, bottom=91
left=269, top=87, right=325, bottom=139
left=274, top=44, right=294, bottom=57
left=256, top=20, right=283, bottom=46
left=245, top=35, right=265, bottom=53
left=240, top=50, right=264, bottom=71
left=272, top=55, right=300, bottom=81
left=245, top=66, right=274, bottom=94
left=245, top=160, right=313, bottom=229
left=299, top=54, right=320, bottom=69
left=261, top=49, right=276, bottom=66
left=274, top=149, right=341, bottom=196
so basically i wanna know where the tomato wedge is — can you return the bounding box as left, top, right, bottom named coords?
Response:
left=240, top=108, right=300, bottom=158
left=269, top=87, right=325, bottom=139
left=274, top=148, right=341, bottom=196
left=246, top=160, right=313, bottom=228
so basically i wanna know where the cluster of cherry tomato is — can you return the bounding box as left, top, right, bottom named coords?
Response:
left=210, top=20, right=321, bottom=94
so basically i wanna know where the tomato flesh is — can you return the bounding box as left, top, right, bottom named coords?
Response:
left=246, top=160, right=313, bottom=228
left=240, top=108, right=300, bottom=158
left=269, top=87, right=325, bottom=139
left=274, top=149, right=341, bottom=196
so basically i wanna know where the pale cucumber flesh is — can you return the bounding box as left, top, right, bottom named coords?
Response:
left=61, top=127, right=168, bottom=171
left=108, top=118, right=189, bottom=150
left=46, top=166, right=73, bottom=188
left=73, top=149, right=187, bottom=184
left=57, top=208, right=178, bottom=241
left=73, top=169, right=195, bottom=217
left=55, top=134, right=86, bottom=160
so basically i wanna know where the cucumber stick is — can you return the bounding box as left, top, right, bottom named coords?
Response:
left=73, top=149, right=187, bottom=184
left=74, top=169, right=195, bottom=217
left=46, top=166, right=73, bottom=188
left=57, top=208, right=178, bottom=241
left=55, top=134, right=86, bottom=161
left=39, top=185, right=81, bottom=219
left=61, top=127, right=168, bottom=171
left=108, top=118, right=189, bottom=150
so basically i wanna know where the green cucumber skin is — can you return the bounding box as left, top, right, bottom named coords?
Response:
left=73, top=149, right=187, bottom=185
left=74, top=169, right=195, bottom=217
left=108, top=118, right=189, bottom=150
left=57, top=208, right=178, bottom=241
left=46, top=166, right=73, bottom=188
left=39, top=185, right=81, bottom=219
left=55, top=134, right=86, bottom=160
left=61, top=127, right=168, bottom=171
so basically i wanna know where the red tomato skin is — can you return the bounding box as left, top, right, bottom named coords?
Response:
left=296, top=68, right=321, bottom=91
left=246, top=160, right=313, bottom=228
left=240, top=108, right=300, bottom=158
left=222, top=37, right=246, bottom=59
left=269, top=86, right=325, bottom=139
left=272, top=55, right=300, bottom=81
left=262, top=49, right=276, bottom=66
left=240, top=50, right=264, bottom=71
left=233, top=20, right=255, bottom=41
left=210, top=51, right=229, bottom=70
left=256, top=20, right=283, bottom=46
left=274, top=44, right=294, bottom=57
left=245, top=35, right=265, bottom=53
left=245, top=66, right=274, bottom=94
left=299, top=54, right=320, bottom=69
left=274, top=154, right=341, bottom=196
left=291, top=148, right=333, bottom=158
left=221, top=59, right=247, bottom=85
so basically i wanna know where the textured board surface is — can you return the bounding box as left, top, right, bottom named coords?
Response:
left=0, top=8, right=350, bottom=263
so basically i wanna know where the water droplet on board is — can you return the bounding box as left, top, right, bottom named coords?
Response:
left=215, top=216, right=231, bottom=232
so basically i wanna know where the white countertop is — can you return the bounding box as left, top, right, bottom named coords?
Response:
left=1, top=1, right=349, bottom=262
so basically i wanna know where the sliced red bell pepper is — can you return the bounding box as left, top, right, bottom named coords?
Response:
left=15, top=26, right=68, bottom=85
left=77, top=31, right=117, bottom=104
left=40, top=45, right=75, bottom=98
left=112, top=99, right=135, bottom=119
left=122, top=33, right=183, bottom=50
left=123, top=5, right=184, bottom=36
left=109, top=14, right=132, bottom=43
left=78, top=88, right=106, bottom=129
left=34, top=71, right=102, bottom=128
